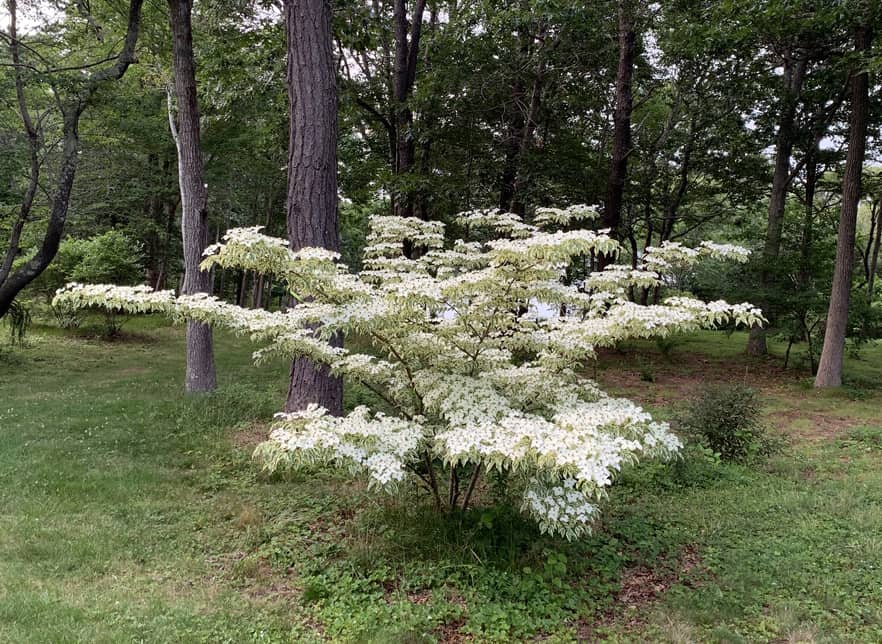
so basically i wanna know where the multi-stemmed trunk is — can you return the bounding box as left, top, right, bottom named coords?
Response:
left=283, top=0, right=343, bottom=414
left=168, top=0, right=217, bottom=393
left=815, top=24, right=873, bottom=388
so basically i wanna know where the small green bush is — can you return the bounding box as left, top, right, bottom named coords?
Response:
left=45, top=231, right=145, bottom=336
left=678, top=384, right=776, bottom=463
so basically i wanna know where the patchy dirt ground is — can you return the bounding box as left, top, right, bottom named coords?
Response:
left=578, top=546, right=707, bottom=640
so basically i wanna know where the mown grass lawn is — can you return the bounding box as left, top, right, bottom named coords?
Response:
left=1, top=319, right=881, bottom=642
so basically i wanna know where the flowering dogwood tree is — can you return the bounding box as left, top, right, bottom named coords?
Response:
left=54, top=206, right=761, bottom=539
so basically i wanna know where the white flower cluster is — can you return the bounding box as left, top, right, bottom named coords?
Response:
left=53, top=284, right=176, bottom=313
left=258, top=404, right=424, bottom=489
left=52, top=206, right=761, bottom=540
left=522, top=478, right=598, bottom=539
left=533, top=204, right=600, bottom=228
left=584, top=265, right=661, bottom=292
left=455, top=208, right=535, bottom=238
left=643, top=239, right=751, bottom=273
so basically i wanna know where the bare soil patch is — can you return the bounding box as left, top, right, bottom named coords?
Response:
left=231, top=421, right=270, bottom=450
left=595, top=350, right=799, bottom=406
left=578, top=546, right=706, bottom=640
left=766, top=409, right=860, bottom=442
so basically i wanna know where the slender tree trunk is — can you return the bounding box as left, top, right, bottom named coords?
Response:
left=499, top=31, right=548, bottom=216
left=168, top=0, right=217, bottom=393
left=747, top=56, right=807, bottom=356
left=392, top=0, right=427, bottom=219
left=798, top=151, right=818, bottom=290
left=868, top=200, right=882, bottom=300
left=815, top=24, right=873, bottom=388
left=602, top=0, right=635, bottom=242
left=498, top=76, right=527, bottom=212
left=251, top=274, right=264, bottom=309
left=284, top=0, right=343, bottom=414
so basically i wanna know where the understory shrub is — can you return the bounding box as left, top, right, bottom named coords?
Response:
left=6, top=300, right=31, bottom=346
left=54, top=206, right=762, bottom=539
left=678, top=384, right=778, bottom=463
left=45, top=231, right=145, bottom=336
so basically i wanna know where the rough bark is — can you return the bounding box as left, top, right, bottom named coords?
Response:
left=284, top=0, right=343, bottom=414
left=168, top=0, right=217, bottom=393
left=815, top=24, right=873, bottom=388
left=0, top=0, right=144, bottom=317
left=602, top=0, right=635, bottom=241
left=747, top=56, right=807, bottom=356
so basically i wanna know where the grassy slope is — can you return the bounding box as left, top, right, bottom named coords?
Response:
left=1, top=321, right=881, bottom=642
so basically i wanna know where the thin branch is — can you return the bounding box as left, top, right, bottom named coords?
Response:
left=460, top=463, right=482, bottom=511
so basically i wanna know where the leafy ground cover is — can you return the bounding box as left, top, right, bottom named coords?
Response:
left=1, top=319, right=881, bottom=642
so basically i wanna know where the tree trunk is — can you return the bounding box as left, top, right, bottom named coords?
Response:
left=498, top=76, right=527, bottom=212
left=0, top=0, right=144, bottom=317
left=868, top=199, right=882, bottom=300
left=168, top=0, right=217, bottom=393
left=284, top=0, right=343, bottom=415
left=392, top=0, right=427, bottom=219
left=498, top=29, right=548, bottom=216
left=602, top=0, right=635, bottom=242
left=798, top=150, right=818, bottom=290
left=815, top=24, right=873, bottom=388
left=747, top=55, right=807, bottom=356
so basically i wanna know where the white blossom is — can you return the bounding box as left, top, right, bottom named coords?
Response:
left=52, top=207, right=762, bottom=540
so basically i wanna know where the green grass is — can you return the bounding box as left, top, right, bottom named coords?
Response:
left=2, top=321, right=882, bottom=642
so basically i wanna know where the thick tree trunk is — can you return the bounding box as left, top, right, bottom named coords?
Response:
left=747, top=56, right=807, bottom=356
left=602, top=0, right=635, bottom=241
left=284, top=0, right=343, bottom=414
left=168, top=0, right=217, bottom=393
left=0, top=0, right=144, bottom=317
left=815, top=24, right=872, bottom=388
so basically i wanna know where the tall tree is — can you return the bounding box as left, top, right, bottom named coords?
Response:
left=601, top=0, right=635, bottom=242
left=0, top=0, right=145, bottom=317
left=815, top=20, right=874, bottom=388
left=167, top=0, right=217, bottom=392
left=284, top=0, right=343, bottom=413
left=391, top=0, right=427, bottom=218
left=497, top=19, right=551, bottom=215
left=746, top=53, right=807, bottom=356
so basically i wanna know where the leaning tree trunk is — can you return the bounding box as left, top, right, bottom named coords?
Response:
left=815, top=24, right=872, bottom=388
left=0, top=0, right=144, bottom=317
left=283, top=0, right=343, bottom=414
left=168, top=0, right=217, bottom=393
left=602, top=0, right=635, bottom=244
left=747, top=56, right=806, bottom=356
